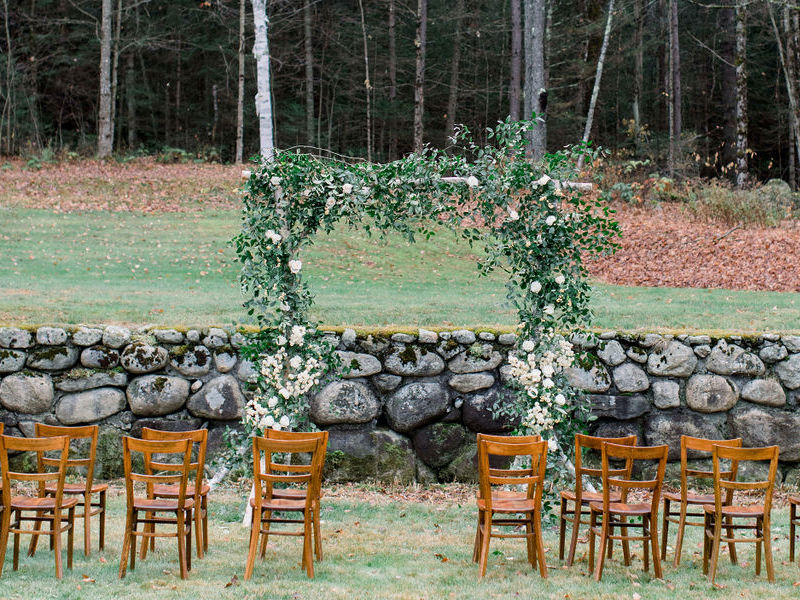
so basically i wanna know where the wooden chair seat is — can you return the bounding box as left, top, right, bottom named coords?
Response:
left=272, top=487, right=325, bottom=500
left=561, top=489, right=622, bottom=504
left=152, top=483, right=210, bottom=497
left=589, top=501, right=651, bottom=516
left=250, top=496, right=306, bottom=511
left=45, top=482, right=109, bottom=495
left=133, top=497, right=194, bottom=512
left=10, top=496, right=79, bottom=511
left=789, top=495, right=800, bottom=504
left=477, top=496, right=538, bottom=513
left=703, top=503, right=765, bottom=518
left=662, top=490, right=714, bottom=504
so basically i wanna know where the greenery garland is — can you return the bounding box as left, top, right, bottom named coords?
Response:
left=234, top=118, right=620, bottom=453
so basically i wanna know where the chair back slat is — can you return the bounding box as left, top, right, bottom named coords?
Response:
left=600, top=442, right=668, bottom=512
left=122, top=436, right=193, bottom=508
left=477, top=437, right=547, bottom=510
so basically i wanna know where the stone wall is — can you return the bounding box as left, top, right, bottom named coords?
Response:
left=1, top=325, right=800, bottom=486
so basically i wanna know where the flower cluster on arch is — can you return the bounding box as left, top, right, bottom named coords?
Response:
left=234, top=119, right=620, bottom=436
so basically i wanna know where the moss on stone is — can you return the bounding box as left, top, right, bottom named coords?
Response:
left=153, top=376, right=169, bottom=392
left=31, top=346, right=69, bottom=360
left=0, top=349, right=18, bottom=360
left=397, top=346, right=418, bottom=366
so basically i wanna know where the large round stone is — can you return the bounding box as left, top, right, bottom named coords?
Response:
left=120, top=343, right=168, bottom=374
left=127, top=375, right=190, bottom=416
left=646, top=341, right=697, bottom=377
left=55, top=370, right=127, bottom=392
left=775, top=354, right=800, bottom=390
left=36, top=327, right=67, bottom=346
left=612, top=363, right=650, bottom=393
left=384, top=346, right=444, bottom=377
left=385, top=382, right=449, bottom=433
left=565, top=364, right=611, bottom=393
left=448, top=350, right=503, bottom=374
left=71, top=326, right=103, bottom=347
left=56, top=387, right=126, bottom=424
left=652, top=380, right=680, bottom=409
left=27, top=346, right=79, bottom=370
left=705, top=341, right=765, bottom=376
left=597, top=340, right=626, bottom=366
left=0, top=349, right=26, bottom=373
left=102, top=326, right=131, bottom=349
left=740, top=379, right=786, bottom=407
left=590, top=394, right=650, bottom=420
left=187, top=374, right=244, bottom=420
left=324, top=428, right=416, bottom=484
left=731, top=406, right=800, bottom=461
left=310, top=380, right=380, bottom=425
left=336, top=351, right=382, bottom=378
left=449, top=373, right=495, bottom=393
left=462, top=389, right=519, bottom=433
left=0, top=373, right=54, bottom=413
left=412, top=423, right=469, bottom=469
left=0, top=327, right=33, bottom=349
left=80, top=346, right=120, bottom=369
left=644, top=411, right=727, bottom=460
left=685, top=374, right=738, bottom=413
left=170, top=345, right=212, bottom=377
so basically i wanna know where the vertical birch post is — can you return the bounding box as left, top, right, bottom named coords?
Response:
left=236, top=0, right=246, bottom=163
left=97, top=0, right=113, bottom=158
left=576, top=0, right=614, bottom=171
left=413, top=0, right=427, bottom=153
left=734, top=0, right=747, bottom=187
left=768, top=3, right=800, bottom=182
left=509, top=0, right=523, bottom=121
left=523, top=0, right=547, bottom=158
left=251, top=0, right=275, bottom=160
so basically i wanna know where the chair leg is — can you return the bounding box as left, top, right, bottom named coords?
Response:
left=593, top=513, right=609, bottom=582
left=763, top=517, right=775, bottom=584
left=535, top=508, right=547, bottom=579
left=194, top=502, right=203, bottom=559
left=67, top=506, right=75, bottom=570
left=129, top=513, right=137, bottom=571
left=790, top=502, right=796, bottom=563
left=661, top=498, right=670, bottom=563
left=708, top=515, right=722, bottom=584
left=472, top=512, right=482, bottom=563
left=0, top=508, right=10, bottom=576
left=620, top=515, right=631, bottom=566
left=185, top=509, right=193, bottom=574
left=12, top=509, right=20, bottom=572
left=27, top=510, right=44, bottom=557
left=83, top=495, right=91, bottom=557
left=176, top=511, right=188, bottom=580
left=53, top=512, right=63, bottom=580
left=724, top=515, right=737, bottom=564
left=755, top=518, right=762, bottom=576
left=525, top=516, right=535, bottom=568
left=303, top=510, right=314, bottom=578
left=99, top=491, right=106, bottom=551
left=313, top=500, right=322, bottom=561
left=140, top=512, right=153, bottom=559
left=478, top=512, right=491, bottom=578
left=702, top=513, right=710, bottom=575
left=566, top=502, right=583, bottom=567
left=244, top=508, right=261, bottom=581
left=588, top=509, right=597, bottom=577
left=259, top=510, right=272, bottom=558
left=558, top=498, right=567, bottom=561
left=119, top=510, right=133, bottom=579
left=651, top=511, right=663, bottom=579
left=202, top=494, right=209, bottom=553
left=642, top=517, right=649, bottom=573
left=673, top=503, right=688, bottom=567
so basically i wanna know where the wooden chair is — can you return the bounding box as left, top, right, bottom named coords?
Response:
left=119, top=436, right=193, bottom=580
left=260, top=429, right=328, bottom=561
left=661, top=435, right=742, bottom=567
left=559, top=433, right=637, bottom=566
left=588, top=442, right=668, bottom=581
left=0, top=434, right=77, bottom=579
left=140, top=427, right=209, bottom=559
left=790, top=494, right=800, bottom=564
left=244, top=436, right=325, bottom=579
left=703, top=444, right=779, bottom=584
left=474, top=436, right=548, bottom=578
left=27, top=424, right=107, bottom=558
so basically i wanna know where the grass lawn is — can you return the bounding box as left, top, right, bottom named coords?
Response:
left=0, top=483, right=798, bottom=599
left=1, top=207, right=798, bottom=333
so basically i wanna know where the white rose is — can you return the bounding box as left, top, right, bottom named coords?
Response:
left=545, top=215, right=557, bottom=226
left=508, top=208, right=519, bottom=221
left=278, top=388, right=291, bottom=399
left=522, top=340, right=535, bottom=353
left=279, top=415, right=290, bottom=427
left=267, top=396, right=278, bottom=408
left=270, top=176, right=282, bottom=187
left=263, top=415, right=275, bottom=427
left=289, top=260, right=302, bottom=274
left=276, top=335, right=287, bottom=346
left=343, top=183, right=353, bottom=194
left=530, top=281, right=542, bottom=294
left=466, top=175, right=479, bottom=187
left=555, top=393, right=566, bottom=406
left=554, top=273, right=566, bottom=285
left=289, top=356, right=302, bottom=370
left=548, top=438, right=558, bottom=451
left=543, top=304, right=555, bottom=315
left=325, top=197, right=336, bottom=209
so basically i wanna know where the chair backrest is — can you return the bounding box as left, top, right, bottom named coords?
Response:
left=679, top=435, right=742, bottom=500
left=141, top=427, right=207, bottom=496
left=477, top=437, right=548, bottom=511
left=600, top=442, right=668, bottom=513
left=35, top=423, right=99, bottom=491
left=476, top=433, right=541, bottom=444
left=252, top=436, right=324, bottom=509
left=711, top=445, right=779, bottom=515
left=0, top=435, right=71, bottom=510
left=572, top=433, right=637, bottom=497
left=121, top=437, right=193, bottom=508
left=263, top=429, right=329, bottom=468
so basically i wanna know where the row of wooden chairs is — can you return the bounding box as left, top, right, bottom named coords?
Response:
left=477, top=432, right=784, bottom=583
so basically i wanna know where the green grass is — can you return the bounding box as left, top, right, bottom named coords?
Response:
left=1, top=207, right=798, bottom=332
left=1, top=484, right=799, bottom=599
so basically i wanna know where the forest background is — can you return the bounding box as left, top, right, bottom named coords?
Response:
left=1, top=0, right=798, bottom=188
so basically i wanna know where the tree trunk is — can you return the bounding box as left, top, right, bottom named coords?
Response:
left=1, top=0, right=13, bottom=154
left=735, top=0, right=747, bottom=187
left=720, top=0, right=736, bottom=175
left=632, top=0, right=643, bottom=153
left=445, top=0, right=465, bottom=140
left=304, top=0, right=314, bottom=147
left=413, top=0, right=427, bottom=153
left=357, top=0, right=371, bottom=161
left=668, top=0, right=681, bottom=174
left=768, top=2, right=800, bottom=186
left=577, top=0, right=614, bottom=171
left=251, top=0, right=275, bottom=159
left=236, top=0, right=245, bottom=163
left=97, top=0, right=113, bottom=157
left=509, top=0, right=522, bottom=121
left=523, top=0, right=547, bottom=158
left=388, top=0, right=397, bottom=159
left=109, top=0, right=122, bottom=153
left=125, top=52, right=136, bottom=148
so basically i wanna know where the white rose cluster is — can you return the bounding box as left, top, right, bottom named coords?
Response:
left=265, top=229, right=282, bottom=245
left=507, top=335, right=575, bottom=435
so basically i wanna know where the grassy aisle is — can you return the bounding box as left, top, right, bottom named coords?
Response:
left=1, top=208, right=798, bottom=332
left=0, top=485, right=797, bottom=600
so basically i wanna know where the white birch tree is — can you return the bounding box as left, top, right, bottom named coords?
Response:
left=735, top=0, right=747, bottom=187
left=251, top=0, right=275, bottom=160
left=97, top=0, right=113, bottom=158
left=524, top=0, right=547, bottom=158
